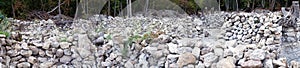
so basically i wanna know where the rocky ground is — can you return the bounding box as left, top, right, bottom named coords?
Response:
left=0, top=11, right=300, bottom=68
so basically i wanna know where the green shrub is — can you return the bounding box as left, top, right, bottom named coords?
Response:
left=0, top=12, right=11, bottom=38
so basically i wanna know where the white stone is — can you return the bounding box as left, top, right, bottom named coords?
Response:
left=266, top=38, right=274, bottom=45
left=250, top=49, right=265, bottom=60
left=225, top=40, right=237, bottom=48
left=264, top=59, right=273, bottom=68
left=201, top=53, right=218, bottom=67
left=167, top=43, right=178, bottom=53
left=59, top=42, right=71, bottom=49
left=216, top=57, right=236, bottom=68
left=192, top=47, right=201, bottom=58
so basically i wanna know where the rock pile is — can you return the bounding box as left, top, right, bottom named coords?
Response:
left=0, top=10, right=300, bottom=68
left=222, top=12, right=282, bottom=46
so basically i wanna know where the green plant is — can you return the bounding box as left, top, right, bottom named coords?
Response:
left=105, top=34, right=112, bottom=40
left=60, top=37, right=67, bottom=42
left=0, top=12, right=11, bottom=38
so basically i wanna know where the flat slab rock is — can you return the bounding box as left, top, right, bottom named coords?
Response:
left=280, top=43, right=300, bottom=63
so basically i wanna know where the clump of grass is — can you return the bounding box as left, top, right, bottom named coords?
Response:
left=59, top=37, right=67, bottom=42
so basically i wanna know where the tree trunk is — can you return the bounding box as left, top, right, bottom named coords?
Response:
left=252, top=0, right=255, bottom=11
left=11, top=0, right=15, bottom=18
left=114, top=0, right=116, bottom=16
left=236, top=0, right=238, bottom=11
left=261, top=0, right=265, bottom=8
left=108, top=0, right=111, bottom=16
left=74, top=0, right=79, bottom=19
left=144, top=0, right=149, bottom=14
left=225, top=0, right=229, bottom=11
left=270, top=0, right=275, bottom=11
left=59, top=0, right=61, bottom=16
left=129, top=0, right=132, bottom=17
left=218, top=0, right=221, bottom=11
left=126, top=0, right=129, bottom=17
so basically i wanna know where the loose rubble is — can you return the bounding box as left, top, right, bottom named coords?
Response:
left=0, top=10, right=300, bottom=68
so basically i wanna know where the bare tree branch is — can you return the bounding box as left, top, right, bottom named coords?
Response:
left=47, top=1, right=66, bottom=14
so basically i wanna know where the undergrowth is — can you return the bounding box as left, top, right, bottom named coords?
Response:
left=0, top=12, right=11, bottom=38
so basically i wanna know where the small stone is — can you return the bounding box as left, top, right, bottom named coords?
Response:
left=7, top=50, right=18, bottom=57
left=177, top=38, right=196, bottom=46
left=224, top=49, right=233, bottom=57
left=177, top=47, right=193, bottom=54
left=264, top=59, right=273, bottom=68
left=125, top=61, right=134, bottom=68
left=38, top=57, right=47, bottom=63
left=290, top=61, right=299, bottom=68
left=0, top=34, right=6, bottom=38
left=101, top=62, right=112, bottom=66
left=177, top=53, right=196, bottom=67
left=45, top=50, right=53, bottom=57
left=11, top=56, right=22, bottom=62
left=21, top=43, right=29, bottom=49
left=38, top=49, right=45, bottom=56
left=42, top=42, right=50, bottom=49
left=56, top=49, right=64, bottom=57
left=167, top=43, right=178, bottom=53
left=153, top=50, right=163, bottom=59
left=158, top=34, right=171, bottom=43
left=51, top=42, right=60, bottom=48
left=67, top=36, right=74, bottom=42
left=192, top=47, right=201, bottom=58
left=266, top=38, right=274, bottom=45
left=214, top=48, right=224, bottom=57
left=201, top=53, right=218, bottom=67
left=63, top=49, right=72, bottom=56
left=225, top=32, right=233, bottom=37
left=93, top=36, right=104, bottom=45
left=14, top=44, right=22, bottom=50
left=250, top=49, right=265, bottom=60
left=39, top=62, right=54, bottom=68
left=28, top=46, right=39, bottom=55
left=273, top=58, right=286, bottom=66
left=20, top=50, right=32, bottom=57
left=59, top=42, right=71, bottom=49
left=225, top=40, right=237, bottom=47
left=216, top=57, right=235, bottom=68
left=28, top=56, right=37, bottom=64
left=195, top=62, right=205, bottom=68
left=60, top=56, right=72, bottom=63
left=241, top=60, right=262, bottom=68
left=17, top=62, right=31, bottom=68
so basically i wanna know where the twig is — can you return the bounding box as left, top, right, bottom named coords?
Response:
left=47, top=1, right=66, bottom=14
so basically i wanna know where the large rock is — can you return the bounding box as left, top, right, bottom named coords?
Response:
left=177, top=53, right=196, bottom=67
left=77, top=34, right=94, bottom=58
left=77, top=48, right=91, bottom=58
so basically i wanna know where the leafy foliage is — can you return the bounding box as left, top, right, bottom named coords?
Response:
left=0, top=12, right=11, bottom=38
